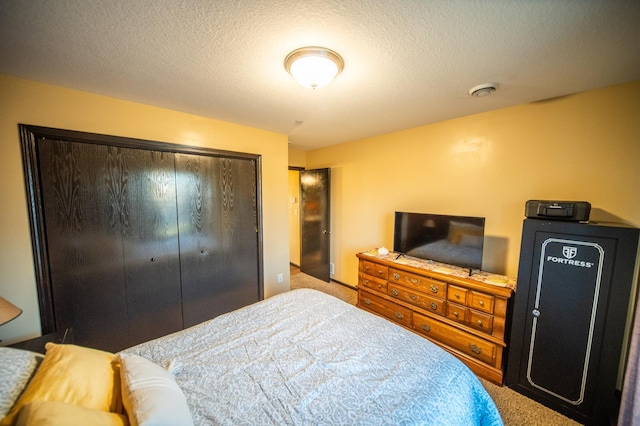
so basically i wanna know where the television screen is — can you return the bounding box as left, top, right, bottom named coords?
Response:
left=393, top=212, right=485, bottom=270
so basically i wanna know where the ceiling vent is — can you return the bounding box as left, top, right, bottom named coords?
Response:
left=469, top=83, right=499, bottom=97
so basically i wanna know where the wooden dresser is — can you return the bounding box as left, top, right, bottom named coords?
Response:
left=356, top=250, right=515, bottom=385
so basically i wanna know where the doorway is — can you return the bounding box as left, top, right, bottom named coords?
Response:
left=288, top=169, right=302, bottom=267
left=288, top=168, right=331, bottom=282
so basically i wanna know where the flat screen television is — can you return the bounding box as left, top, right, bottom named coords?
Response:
left=393, top=212, right=485, bottom=271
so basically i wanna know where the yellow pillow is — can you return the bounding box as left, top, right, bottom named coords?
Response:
left=15, top=400, right=128, bottom=426
left=1, top=343, right=122, bottom=426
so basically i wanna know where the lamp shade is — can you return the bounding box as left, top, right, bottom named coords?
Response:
left=285, top=47, right=344, bottom=89
left=0, top=296, right=22, bottom=326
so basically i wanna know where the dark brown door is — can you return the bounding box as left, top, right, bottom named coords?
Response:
left=39, top=139, right=129, bottom=351
left=177, top=154, right=261, bottom=327
left=120, top=149, right=183, bottom=346
left=300, top=168, right=331, bottom=282
left=38, top=140, right=183, bottom=351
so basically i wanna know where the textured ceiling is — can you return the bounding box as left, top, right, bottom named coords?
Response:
left=1, top=1, right=639, bottom=151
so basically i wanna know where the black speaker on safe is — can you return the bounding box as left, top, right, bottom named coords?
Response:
left=505, top=219, right=640, bottom=425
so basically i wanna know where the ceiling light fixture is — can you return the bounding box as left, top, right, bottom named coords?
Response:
left=469, top=83, right=499, bottom=97
left=285, top=47, right=344, bottom=89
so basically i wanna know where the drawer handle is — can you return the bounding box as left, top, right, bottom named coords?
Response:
left=395, top=312, right=404, bottom=320
left=392, top=289, right=399, bottom=296
left=410, top=278, right=419, bottom=284
left=410, top=294, right=417, bottom=300
left=455, top=293, right=461, bottom=299
left=421, top=324, right=431, bottom=332
left=364, top=298, right=372, bottom=305
left=377, top=284, right=383, bottom=289
left=430, top=285, right=438, bottom=293
left=430, top=302, right=438, bottom=310
left=393, top=273, right=400, bottom=280
left=377, top=270, right=384, bottom=276
left=364, top=279, right=370, bottom=284
left=477, top=320, right=483, bottom=327
left=469, top=344, right=482, bottom=355
left=453, top=311, right=459, bottom=317
left=478, top=300, right=485, bottom=307
left=365, top=265, right=370, bottom=271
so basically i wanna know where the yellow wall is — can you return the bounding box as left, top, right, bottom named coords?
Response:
left=288, top=170, right=301, bottom=266
left=306, top=81, right=640, bottom=286
left=287, top=148, right=305, bottom=266
left=288, top=147, right=306, bottom=169
left=0, top=75, right=290, bottom=344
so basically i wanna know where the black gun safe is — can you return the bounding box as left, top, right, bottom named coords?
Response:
left=505, top=219, right=640, bottom=425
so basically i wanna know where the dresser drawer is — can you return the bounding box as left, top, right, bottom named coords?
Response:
left=388, top=283, right=445, bottom=316
left=469, top=309, right=494, bottom=334
left=413, top=312, right=497, bottom=365
left=446, top=302, right=468, bottom=325
left=447, top=285, right=468, bottom=305
left=446, top=302, right=494, bottom=334
left=359, top=290, right=412, bottom=328
left=359, top=272, right=388, bottom=293
left=361, top=261, right=389, bottom=280
left=470, top=291, right=495, bottom=314
left=389, top=268, right=446, bottom=298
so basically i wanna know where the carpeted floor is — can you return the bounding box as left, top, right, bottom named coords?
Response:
left=290, top=269, right=581, bottom=426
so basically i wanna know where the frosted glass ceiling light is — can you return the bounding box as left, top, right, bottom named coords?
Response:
left=285, top=47, right=344, bottom=89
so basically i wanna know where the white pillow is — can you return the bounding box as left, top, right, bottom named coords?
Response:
left=0, top=347, right=43, bottom=418
left=117, top=353, right=193, bottom=426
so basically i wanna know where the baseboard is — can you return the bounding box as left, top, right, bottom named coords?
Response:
left=291, top=262, right=357, bottom=290
left=331, top=278, right=357, bottom=290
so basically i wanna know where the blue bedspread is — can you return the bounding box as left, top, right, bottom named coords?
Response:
left=123, top=288, right=503, bottom=425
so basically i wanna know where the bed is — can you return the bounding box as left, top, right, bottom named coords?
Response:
left=1, top=289, right=502, bottom=425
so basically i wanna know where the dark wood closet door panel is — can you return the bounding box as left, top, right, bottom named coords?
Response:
left=120, top=149, right=183, bottom=346
left=38, top=139, right=129, bottom=351
left=217, top=157, right=261, bottom=311
left=176, top=154, right=225, bottom=327
left=176, top=154, right=260, bottom=327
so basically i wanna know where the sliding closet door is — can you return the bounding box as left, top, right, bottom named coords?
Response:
left=37, top=139, right=183, bottom=351
left=176, top=154, right=260, bottom=327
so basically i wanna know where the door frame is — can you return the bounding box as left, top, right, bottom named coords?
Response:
left=288, top=167, right=304, bottom=267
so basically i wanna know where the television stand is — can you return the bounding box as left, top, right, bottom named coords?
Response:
left=356, top=249, right=515, bottom=385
